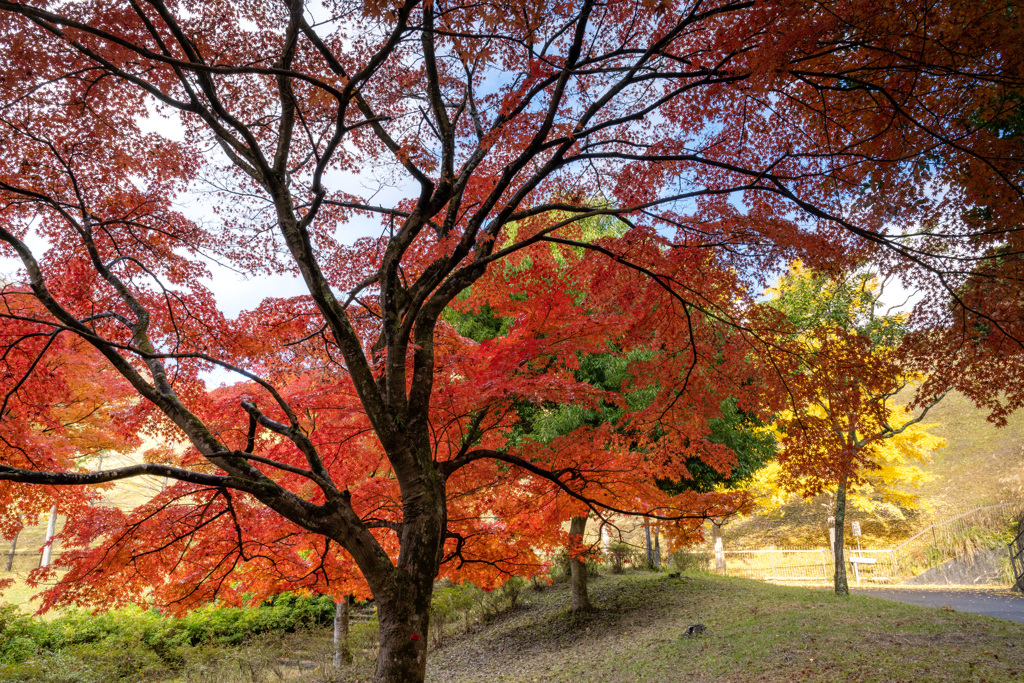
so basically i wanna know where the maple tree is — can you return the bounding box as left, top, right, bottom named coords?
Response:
left=768, top=263, right=946, bottom=594
left=0, top=1, right=1021, bottom=680
left=446, top=228, right=759, bottom=612
left=0, top=295, right=138, bottom=580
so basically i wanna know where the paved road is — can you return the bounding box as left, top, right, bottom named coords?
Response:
left=854, top=588, right=1024, bottom=623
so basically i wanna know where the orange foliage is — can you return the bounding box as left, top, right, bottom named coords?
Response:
left=0, top=0, right=1020, bottom=677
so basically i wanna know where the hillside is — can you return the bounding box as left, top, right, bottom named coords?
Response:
left=916, top=392, right=1024, bottom=510
left=421, top=572, right=1024, bottom=683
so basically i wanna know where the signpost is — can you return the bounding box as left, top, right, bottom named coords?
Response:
left=850, top=521, right=864, bottom=583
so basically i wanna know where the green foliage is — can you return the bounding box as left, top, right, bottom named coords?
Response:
left=430, top=577, right=529, bottom=646
left=443, top=302, right=512, bottom=343
left=0, top=592, right=337, bottom=671
left=526, top=349, right=657, bottom=445
left=668, top=550, right=711, bottom=573
left=767, top=261, right=906, bottom=348
left=658, top=396, right=777, bottom=495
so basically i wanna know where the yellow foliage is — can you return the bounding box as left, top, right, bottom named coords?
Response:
left=751, top=404, right=944, bottom=521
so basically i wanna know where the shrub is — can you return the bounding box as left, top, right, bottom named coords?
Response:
left=0, top=605, right=43, bottom=665
left=429, top=576, right=529, bottom=646
left=607, top=542, right=640, bottom=574
left=431, top=581, right=482, bottom=640
left=499, top=576, right=526, bottom=610
left=670, top=550, right=711, bottom=573
left=0, top=590, right=349, bottom=679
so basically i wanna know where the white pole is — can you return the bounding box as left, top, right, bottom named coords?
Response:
left=855, top=536, right=863, bottom=583
left=40, top=505, right=57, bottom=568
left=713, top=521, right=726, bottom=574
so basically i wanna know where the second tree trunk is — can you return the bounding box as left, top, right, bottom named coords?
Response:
left=568, top=515, right=591, bottom=612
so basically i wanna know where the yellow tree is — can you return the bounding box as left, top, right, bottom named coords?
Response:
left=751, top=405, right=943, bottom=534
left=768, top=263, right=946, bottom=595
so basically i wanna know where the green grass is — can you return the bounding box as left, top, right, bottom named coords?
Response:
left=423, top=571, right=1024, bottom=683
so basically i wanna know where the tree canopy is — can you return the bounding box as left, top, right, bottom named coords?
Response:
left=0, top=0, right=1021, bottom=680
left=766, top=262, right=946, bottom=593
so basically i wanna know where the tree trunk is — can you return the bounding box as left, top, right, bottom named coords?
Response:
left=568, top=515, right=591, bottom=612
left=372, top=567, right=435, bottom=682
left=653, top=530, right=661, bottom=569
left=39, top=505, right=57, bottom=568
left=833, top=478, right=849, bottom=596
left=5, top=529, right=18, bottom=572
left=645, top=526, right=654, bottom=568
left=367, top=454, right=448, bottom=683
left=712, top=520, right=725, bottom=574
left=333, top=597, right=352, bottom=667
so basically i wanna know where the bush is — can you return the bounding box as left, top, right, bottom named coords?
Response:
left=499, top=576, right=526, bottom=609
left=670, top=550, right=711, bottom=573
left=0, top=605, right=43, bottom=665
left=432, top=580, right=483, bottom=640
left=607, top=542, right=640, bottom=574
left=0, top=590, right=347, bottom=680
left=429, top=576, right=529, bottom=646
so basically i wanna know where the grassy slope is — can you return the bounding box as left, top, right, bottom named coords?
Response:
left=916, top=391, right=1024, bottom=510
left=420, top=571, right=1024, bottom=683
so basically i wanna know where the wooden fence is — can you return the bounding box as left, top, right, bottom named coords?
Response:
left=3, top=550, right=63, bottom=573
left=885, top=503, right=1022, bottom=577
left=713, top=547, right=897, bottom=584
left=8, top=504, right=1021, bottom=586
